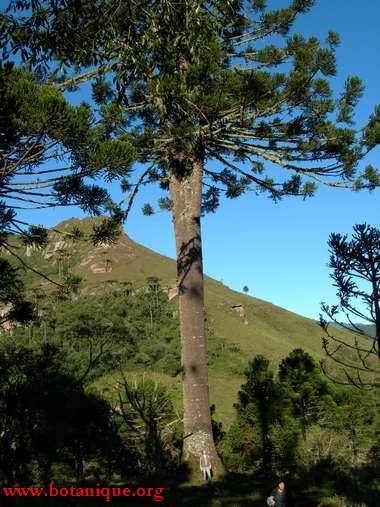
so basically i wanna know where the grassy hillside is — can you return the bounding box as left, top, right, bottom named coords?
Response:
left=2, top=217, right=359, bottom=425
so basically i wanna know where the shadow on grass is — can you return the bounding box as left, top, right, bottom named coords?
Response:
left=3, top=463, right=379, bottom=507
left=2, top=472, right=321, bottom=507
left=300, top=458, right=380, bottom=507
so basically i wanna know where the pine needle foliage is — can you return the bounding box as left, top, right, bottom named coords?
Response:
left=1, top=0, right=379, bottom=207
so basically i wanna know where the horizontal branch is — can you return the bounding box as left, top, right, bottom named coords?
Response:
left=53, top=64, right=113, bottom=89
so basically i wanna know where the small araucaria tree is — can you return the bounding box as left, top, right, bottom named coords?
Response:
left=320, top=224, right=380, bottom=389
left=2, top=0, right=380, bottom=477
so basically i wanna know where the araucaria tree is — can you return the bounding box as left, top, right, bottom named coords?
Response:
left=2, top=0, right=379, bottom=476
left=320, top=224, right=380, bottom=389
left=0, top=65, right=135, bottom=324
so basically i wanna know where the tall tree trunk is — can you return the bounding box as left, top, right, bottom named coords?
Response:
left=373, top=288, right=380, bottom=361
left=169, top=152, right=225, bottom=481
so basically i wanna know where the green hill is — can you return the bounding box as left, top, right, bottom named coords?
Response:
left=2, top=217, right=358, bottom=425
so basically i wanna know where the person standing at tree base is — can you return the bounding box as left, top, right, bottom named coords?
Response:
left=200, top=450, right=212, bottom=481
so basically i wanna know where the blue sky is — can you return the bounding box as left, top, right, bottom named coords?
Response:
left=8, top=0, right=380, bottom=320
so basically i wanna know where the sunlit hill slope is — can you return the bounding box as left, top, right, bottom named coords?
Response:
left=3, top=217, right=355, bottom=425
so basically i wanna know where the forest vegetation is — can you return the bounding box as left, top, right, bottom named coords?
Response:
left=0, top=221, right=379, bottom=505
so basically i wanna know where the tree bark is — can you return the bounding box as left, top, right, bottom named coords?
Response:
left=169, top=152, right=225, bottom=481
left=372, top=284, right=380, bottom=361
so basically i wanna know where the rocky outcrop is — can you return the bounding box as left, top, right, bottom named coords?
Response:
left=0, top=304, right=16, bottom=333
left=162, top=285, right=178, bottom=300
left=232, top=304, right=246, bottom=318
left=43, top=238, right=70, bottom=259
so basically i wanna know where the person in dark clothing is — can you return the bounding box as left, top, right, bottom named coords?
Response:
left=269, top=481, right=287, bottom=507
